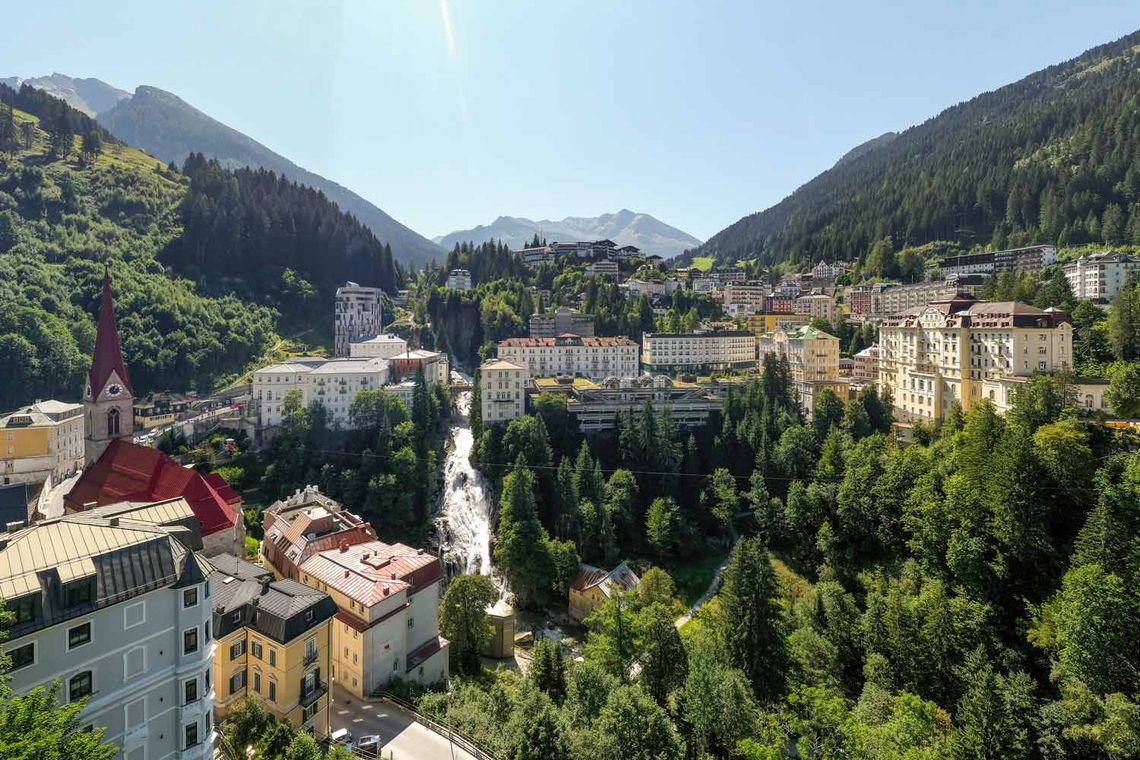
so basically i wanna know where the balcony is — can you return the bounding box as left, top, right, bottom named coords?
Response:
left=300, top=681, right=327, bottom=708
left=304, top=648, right=319, bottom=666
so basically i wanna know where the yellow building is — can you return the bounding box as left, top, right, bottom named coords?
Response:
left=1, top=400, right=84, bottom=487
left=741, top=313, right=810, bottom=337
left=211, top=555, right=337, bottom=734
left=879, top=296, right=1072, bottom=423
left=568, top=563, right=640, bottom=623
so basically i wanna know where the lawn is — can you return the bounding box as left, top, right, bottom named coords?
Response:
left=664, top=550, right=730, bottom=607
left=690, top=256, right=715, bottom=272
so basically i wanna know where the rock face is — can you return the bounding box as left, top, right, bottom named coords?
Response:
left=6, top=73, right=444, bottom=267
left=435, top=209, right=702, bottom=258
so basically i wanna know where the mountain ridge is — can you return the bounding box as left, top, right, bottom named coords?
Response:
left=435, top=209, right=702, bottom=258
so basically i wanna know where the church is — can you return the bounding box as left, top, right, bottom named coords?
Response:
left=64, top=271, right=245, bottom=557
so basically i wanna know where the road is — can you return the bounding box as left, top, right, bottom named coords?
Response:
left=674, top=543, right=736, bottom=629
left=329, top=684, right=478, bottom=760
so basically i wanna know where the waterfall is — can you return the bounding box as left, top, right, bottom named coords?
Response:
left=438, top=390, right=496, bottom=577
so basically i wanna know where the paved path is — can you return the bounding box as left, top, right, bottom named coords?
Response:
left=674, top=544, right=736, bottom=629
left=330, top=685, right=478, bottom=760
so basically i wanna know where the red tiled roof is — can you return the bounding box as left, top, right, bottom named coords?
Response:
left=65, top=440, right=239, bottom=536
left=299, top=540, right=443, bottom=606
left=89, top=272, right=133, bottom=396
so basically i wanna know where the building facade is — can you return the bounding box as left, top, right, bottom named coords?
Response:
left=497, top=335, right=639, bottom=380
left=641, top=330, right=756, bottom=374
left=480, top=359, right=528, bottom=424
left=349, top=334, right=409, bottom=360
left=1062, top=251, right=1140, bottom=302
left=446, top=269, right=472, bottom=291
left=210, top=555, right=337, bottom=734
left=334, top=283, right=384, bottom=357
left=879, top=296, right=1072, bottom=423
left=545, top=375, right=730, bottom=432
left=794, top=293, right=838, bottom=322
left=1, top=400, right=84, bottom=487
left=0, top=502, right=216, bottom=760
left=935, top=245, right=1056, bottom=278
left=721, top=283, right=769, bottom=316
left=529, top=307, right=596, bottom=338
left=586, top=260, right=619, bottom=277
left=259, top=488, right=448, bottom=699
left=853, top=345, right=881, bottom=385
left=758, top=326, right=840, bottom=384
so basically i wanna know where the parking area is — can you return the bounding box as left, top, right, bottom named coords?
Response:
left=329, top=684, right=478, bottom=760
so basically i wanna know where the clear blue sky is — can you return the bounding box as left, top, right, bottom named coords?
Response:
left=6, top=1, right=1139, bottom=241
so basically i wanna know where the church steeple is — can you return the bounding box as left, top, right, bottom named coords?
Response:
left=84, top=270, right=135, bottom=465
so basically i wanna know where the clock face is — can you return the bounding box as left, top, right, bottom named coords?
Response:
left=107, top=383, right=123, bottom=398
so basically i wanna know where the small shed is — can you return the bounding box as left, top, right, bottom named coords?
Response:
left=568, top=562, right=640, bottom=623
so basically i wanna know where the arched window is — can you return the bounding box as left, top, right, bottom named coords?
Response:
left=107, top=408, right=120, bottom=436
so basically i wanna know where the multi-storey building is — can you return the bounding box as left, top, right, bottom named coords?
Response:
left=758, top=326, right=840, bottom=384
left=870, top=275, right=986, bottom=317
left=641, top=330, right=756, bottom=374
left=935, top=245, right=1056, bottom=278
left=0, top=500, right=216, bottom=760
left=879, top=296, right=1072, bottom=423
left=763, top=294, right=797, bottom=314
left=794, top=293, right=838, bottom=322
left=529, top=307, right=596, bottom=338
left=810, top=261, right=845, bottom=283
left=259, top=487, right=448, bottom=698
left=132, top=392, right=196, bottom=429
left=389, top=349, right=450, bottom=387
left=1063, top=251, right=1140, bottom=302
left=446, top=269, right=472, bottom=291
left=553, top=375, right=731, bottom=432
left=1, top=400, right=84, bottom=487
left=334, top=283, right=384, bottom=357
left=498, top=335, right=639, bottom=380
left=349, top=334, right=409, bottom=360
left=623, top=278, right=683, bottom=299
left=480, top=359, right=528, bottom=424
left=254, top=358, right=391, bottom=428
left=721, top=283, right=769, bottom=316
left=210, top=555, right=337, bottom=733
left=740, top=313, right=811, bottom=337
left=586, top=260, right=619, bottom=277
left=853, top=344, right=881, bottom=385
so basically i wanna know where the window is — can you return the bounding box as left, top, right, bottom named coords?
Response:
left=229, top=670, right=247, bottom=695
left=230, top=639, right=246, bottom=660
left=107, top=408, right=120, bottom=437
left=204, top=710, right=211, bottom=736
left=302, top=701, right=319, bottom=723
left=8, top=642, right=34, bottom=670
left=205, top=620, right=211, bottom=641
left=11, top=595, right=35, bottom=624
left=65, top=581, right=94, bottom=608
left=268, top=648, right=277, bottom=667
left=184, top=628, right=199, bottom=655
left=231, top=611, right=241, bottom=625
left=184, top=678, right=198, bottom=704
left=304, top=637, right=317, bottom=664
left=305, top=609, right=315, bottom=623
left=303, top=670, right=317, bottom=696
left=183, top=588, right=198, bottom=608
left=253, top=671, right=262, bottom=693
left=204, top=580, right=210, bottom=598
left=68, top=622, right=92, bottom=650
left=69, top=671, right=93, bottom=702
left=268, top=679, right=277, bottom=703
left=184, top=722, right=199, bottom=749
left=205, top=667, right=211, bottom=691
left=251, top=640, right=262, bottom=660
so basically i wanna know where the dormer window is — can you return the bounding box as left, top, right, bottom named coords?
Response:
left=65, top=579, right=95, bottom=608
left=10, top=594, right=36, bottom=624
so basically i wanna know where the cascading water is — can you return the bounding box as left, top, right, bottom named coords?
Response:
left=438, top=390, right=496, bottom=578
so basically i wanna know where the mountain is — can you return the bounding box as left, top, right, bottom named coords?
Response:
left=434, top=209, right=702, bottom=258
left=689, top=30, right=1140, bottom=268
left=97, top=85, right=443, bottom=267
left=0, top=73, right=130, bottom=116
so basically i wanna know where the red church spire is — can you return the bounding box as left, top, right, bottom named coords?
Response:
left=88, top=269, right=133, bottom=397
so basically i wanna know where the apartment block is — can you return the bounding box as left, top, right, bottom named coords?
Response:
left=586, top=260, right=619, bottom=277
left=641, top=330, right=756, bottom=374
left=0, top=500, right=216, bottom=760
left=446, top=269, right=472, bottom=291
left=210, top=555, right=337, bottom=734
left=1062, top=251, right=1140, bottom=301
left=480, top=359, right=528, bottom=424
left=758, top=326, right=840, bottom=384
left=879, top=296, right=1072, bottom=423
left=334, top=282, right=384, bottom=357
left=529, top=307, right=596, bottom=338
left=935, top=244, right=1056, bottom=278
left=1, top=400, right=84, bottom=487
left=853, top=344, right=881, bottom=385
left=349, top=333, right=409, bottom=360
left=259, top=487, right=448, bottom=699
left=498, top=335, right=639, bottom=380
left=721, top=283, right=769, bottom=316
left=794, top=293, right=838, bottom=322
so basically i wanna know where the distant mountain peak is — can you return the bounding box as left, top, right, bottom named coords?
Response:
left=435, top=210, right=702, bottom=258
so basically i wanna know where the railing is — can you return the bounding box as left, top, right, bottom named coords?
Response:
left=375, top=691, right=497, bottom=760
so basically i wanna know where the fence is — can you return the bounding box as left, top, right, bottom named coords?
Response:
left=375, top=691, right=497, bottom=760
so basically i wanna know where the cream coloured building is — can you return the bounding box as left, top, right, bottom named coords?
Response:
left=979, top=375, right=1110, bottom=416
left=1062, top=251, right=1140, bottom=302
left=853, top=345, right=881, bottom=385
left=879, top=296, right=1072, bottom=423
left=252, top=357, right=391, bottom=428
left=641, top=330, right=756, bottom=374
left=758, top=326, right=840, bottom=384
left=480, top=359, right=528, bottom=424
left=1, top=400, right=84, bottom=487
left=349, top=334, right=408, bottom=359
left=721, top=284, right=769, bottom=316
left=794, top=293, right=838, bottom=323
left=497, top=335, right=639, bottom=380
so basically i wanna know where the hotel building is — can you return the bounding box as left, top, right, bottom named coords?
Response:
left=497, top=335, right=639, bottom=380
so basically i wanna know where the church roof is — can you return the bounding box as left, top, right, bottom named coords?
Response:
left=65, top=440, right=240, bottom=536
left=89, top=272, right=133, bottom=397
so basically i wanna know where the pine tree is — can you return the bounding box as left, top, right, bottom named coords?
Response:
left=719, top=537, right=787, bottom=701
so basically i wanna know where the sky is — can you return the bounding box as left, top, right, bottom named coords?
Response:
left=5, top=1, right=1139, bottom=242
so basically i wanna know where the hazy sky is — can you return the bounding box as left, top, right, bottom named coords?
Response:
left=6, top=1, right=1139, bottom=241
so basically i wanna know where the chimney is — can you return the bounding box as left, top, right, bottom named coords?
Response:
left=108, top=517, right=119, bottom=527
left=5, top=520, right=25, bottom=532
left=260, top=577, right=271, bottom=594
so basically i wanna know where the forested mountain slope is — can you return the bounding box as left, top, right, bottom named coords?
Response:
left=98, top=85, right=444, bottom=267
left=691, top=30, right=1140, bottom=266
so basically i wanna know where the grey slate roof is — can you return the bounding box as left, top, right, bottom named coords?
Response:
left=211, top=553, right=337, bottom=645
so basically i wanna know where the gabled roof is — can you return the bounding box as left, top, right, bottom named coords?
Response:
left=299, top=540, right=443, bottom=607
left=65, top=440, right=239, bottom=536
left=570, top=562, right=640, bottom=598
left=89, top=272, right=133, bottom=396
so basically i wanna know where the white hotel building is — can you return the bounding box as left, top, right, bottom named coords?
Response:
left=1062, top=251, right=1140, bottom=302
left=497, top=335, right=639, bottom=380
left=0, top=500, right=216, bottom=760
left=253, top=358, right=390, bottom=428
left=641, top=330, right=757, bottom=374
